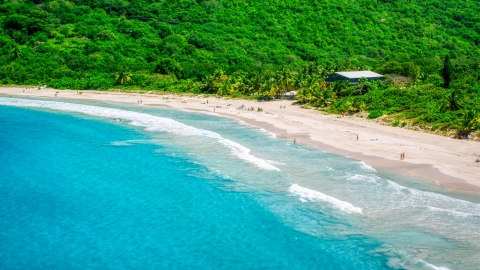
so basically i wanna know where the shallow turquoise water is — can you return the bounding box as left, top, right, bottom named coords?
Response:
left=1, top=97, right=479, bottom=269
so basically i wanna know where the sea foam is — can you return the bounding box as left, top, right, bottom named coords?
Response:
left=376, top=244, right=451, bottom=270
left=0, top=98, right=279, bottom=171
left=289, top=184, right=363, bottom=214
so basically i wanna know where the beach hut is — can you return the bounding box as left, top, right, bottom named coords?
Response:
left=326, top=71, right=384, bottom=84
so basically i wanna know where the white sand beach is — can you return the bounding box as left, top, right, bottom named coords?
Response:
left=2, top=87, right=479, bottom=192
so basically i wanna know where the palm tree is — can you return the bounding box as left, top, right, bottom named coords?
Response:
left=352, top=98, right=366, bottom=112
left=10, top=45, right=22, bottom=60
left=115, top=68, right=132, bottom=85
left=275, top=67, right=295, bottom=97
left=313, top=88, right=335, bottom=108
left=456, top=110, right=479, bottom=137
left=439, top=91, right=462, bottom=112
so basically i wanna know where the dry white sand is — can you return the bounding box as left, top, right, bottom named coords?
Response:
left=2, top=87, right=480, bottom=192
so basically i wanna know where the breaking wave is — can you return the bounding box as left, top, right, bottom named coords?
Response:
left=289, top=184, right=363, bottom=214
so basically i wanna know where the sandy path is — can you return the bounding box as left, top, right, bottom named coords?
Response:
left=2, top=87, right=479, bottom=192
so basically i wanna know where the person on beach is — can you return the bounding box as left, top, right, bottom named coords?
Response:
left=356, top=134, right=358, bottom=141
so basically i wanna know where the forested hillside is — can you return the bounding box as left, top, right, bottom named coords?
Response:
left=1, top=0, right=480, bottom=135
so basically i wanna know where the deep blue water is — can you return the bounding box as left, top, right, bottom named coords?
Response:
left=0, top=105, right=388, bottom=269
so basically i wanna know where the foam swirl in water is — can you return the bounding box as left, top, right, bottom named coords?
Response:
left=289, top=184, right=363, bottom=214
left=0, top=98, right=279, bottom=171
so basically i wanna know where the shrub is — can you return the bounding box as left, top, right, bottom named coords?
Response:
left=392, top=120, right=400, bottom=127
left=367, top=110, right=384, bottom=119
left=257, top=107, right=263, bottom=112
left=401, top=122, right=407, bottom=127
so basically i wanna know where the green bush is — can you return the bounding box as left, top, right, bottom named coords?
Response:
left=392, top=120, right=400, bottom=127
left=367, top=110, right=384, bottom=119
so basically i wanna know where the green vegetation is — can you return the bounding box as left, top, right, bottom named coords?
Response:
left=1, top=0, right=480, bottom=135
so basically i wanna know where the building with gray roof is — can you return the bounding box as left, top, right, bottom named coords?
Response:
left=326, top=71, right=385, bottom=83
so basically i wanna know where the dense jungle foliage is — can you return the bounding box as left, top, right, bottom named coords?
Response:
left=1, top=0, right=480, bottom=134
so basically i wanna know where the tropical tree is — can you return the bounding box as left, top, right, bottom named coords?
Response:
left=351, top=77, right=370, bottom=95
left=10, top=45, right=22, bottom=60
left=312, top=88, right=335, bottom=108
left=275, top=67, right=295, bottom=97
left=439, top=91, right=462, bottom=112
left=456, top=110, right=479, bottom=137
left=200, top=69, right=226, bottom=93
left=440, top=54, right=453, bottom=88
left=351, top=98, right=366, bottom=112
left=115, top=68, right=132, bottom=85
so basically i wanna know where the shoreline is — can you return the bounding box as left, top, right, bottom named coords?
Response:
left=1, top=87, right=480, bottom=193
left=221, top=113, right=480, bottom=193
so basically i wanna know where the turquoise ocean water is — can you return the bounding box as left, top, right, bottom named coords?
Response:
left=1, top=97, right=479, bottom=269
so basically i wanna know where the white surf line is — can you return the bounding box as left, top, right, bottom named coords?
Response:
left=0, top=98, right=280, bottom=171
left=289, top=184, right=363, bottom=214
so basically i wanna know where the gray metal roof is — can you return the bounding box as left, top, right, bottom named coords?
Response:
left=334, top=71, right=384, bottom=79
